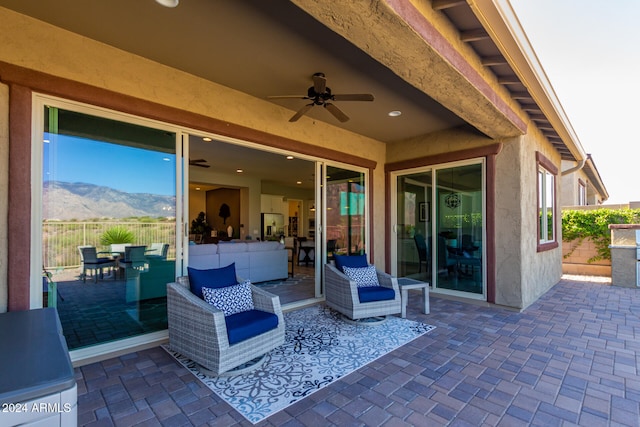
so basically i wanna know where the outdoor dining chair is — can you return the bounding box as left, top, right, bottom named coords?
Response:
left=78, top=246, right=116, bottom=283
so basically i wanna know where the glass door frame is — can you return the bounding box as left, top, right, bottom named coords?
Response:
left=31, top=93, right=187, bottom=361
left=390, top=158, right=487, bottom=301
left=319, top=160, right=370, bottom=295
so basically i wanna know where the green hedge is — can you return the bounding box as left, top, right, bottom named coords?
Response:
left=562, top=208, right=640, bottom=262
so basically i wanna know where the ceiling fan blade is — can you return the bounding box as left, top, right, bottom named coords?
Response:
left=267, top=95, right=309, bottom=100
left=189, top=158, right=210, bottom=168
left=289, top=103, right=314, bottom=122
left=324, top=103, right=349, bottom=122
left=332, top=93, right=375, bottom=102
left=312, top=73, right=326, bottom=94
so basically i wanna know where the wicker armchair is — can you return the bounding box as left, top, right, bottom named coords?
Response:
left=167, top=276, right=285, bottom=375
left=324, top=263, right=401, bottom=320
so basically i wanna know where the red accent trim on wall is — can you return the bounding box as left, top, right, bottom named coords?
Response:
left=0, top=61, right=377, bottom=170
left=383, top=0, right=526, bottom=133
left=369, top=170, right=375, bottom=263
left=385, top=144, right=502, bottom=173
left=0, top=61, right=379, bottom=308
left=384, top=143, right=502, bottom=303
left=8, top=84, right=32, bottom=311
left=485, top=152, right=497, bottom=304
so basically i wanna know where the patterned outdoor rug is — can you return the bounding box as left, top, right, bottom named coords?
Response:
left=165, top=305, right=435, bottom=424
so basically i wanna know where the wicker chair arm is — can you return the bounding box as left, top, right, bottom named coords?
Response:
left=376, top=270, right=400, bottom=292
left=251, top=285, right=284, bottom=323
left=166, top=282, right=228, bottom=348
left=324, top=263, right=359, bottom=308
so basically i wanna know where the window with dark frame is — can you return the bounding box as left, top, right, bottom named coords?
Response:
left=578, top=179, right=586, bottom=206
left=536, top=152, right=558, bottom=251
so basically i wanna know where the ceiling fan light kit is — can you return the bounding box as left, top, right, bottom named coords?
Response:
left=269, top=72, right=374, bottom=123
left=155, top=0, right=179, bottom=8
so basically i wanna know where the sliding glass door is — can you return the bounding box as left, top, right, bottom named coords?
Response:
left=324, top=164, right=367, bottom=262
left=393, top=160, right=485, bottom=299
left=435, top=163, right=484, bottom=295
left=35, top=97, right=182, bottom=351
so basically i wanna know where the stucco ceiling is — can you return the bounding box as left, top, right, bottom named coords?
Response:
left=0, top=0, right=574, bottom=189
left=0, top=0, right=468, bottom=143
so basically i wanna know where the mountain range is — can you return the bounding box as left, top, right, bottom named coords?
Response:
left=43, top=181, right=176, bottom=220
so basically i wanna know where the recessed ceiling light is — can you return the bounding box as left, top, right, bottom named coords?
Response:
left=155, top=0, right=179, bottom=7
left=202, top=137, right=212, bottom=142
left=195, top=187, right=201, bottom=191
left=388, top=110, right=402, bottom=117
left=286, top=155, right=294, bottom=160
left=236, top=169, right=243, bottom=173
left=296, top=181, right=302, bottom=185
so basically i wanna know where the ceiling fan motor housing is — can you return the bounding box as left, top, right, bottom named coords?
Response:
left=307, top=86, right=332, bottom=104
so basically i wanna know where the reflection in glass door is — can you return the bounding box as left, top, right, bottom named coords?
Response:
left=435, top=163, right=484, bottom=295
left=394, top=161, right=485, bottom=298
left=396, top=172, right=432, bottom=281
left=324, top=165, right=367, bottom=262
left=39, top=104, right=178, bottom=350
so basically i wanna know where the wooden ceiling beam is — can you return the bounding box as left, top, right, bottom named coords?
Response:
left=511, top=91, right=532, bottom=100
left=460, top=28, right=490, bottom=42
left=432, top=0, right=467, bottom=10
left=497, top=76, right=522, bottom=85
left=481, top=55, right=507, bottom=66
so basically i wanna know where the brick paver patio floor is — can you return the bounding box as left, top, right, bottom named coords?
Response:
left=75, top=277, right=640, bottom=426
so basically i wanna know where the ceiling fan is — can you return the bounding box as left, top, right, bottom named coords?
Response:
left=189, top=158, right=210, bottom=168
left=268, top=72, right=374, bottom=123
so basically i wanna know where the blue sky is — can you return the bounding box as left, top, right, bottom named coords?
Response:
left=510, top=0, right=640, bottom=204
left=44, top=133, right=176, bottom=196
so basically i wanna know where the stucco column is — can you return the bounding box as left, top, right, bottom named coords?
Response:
left=609, top=224, right=640, bottom=288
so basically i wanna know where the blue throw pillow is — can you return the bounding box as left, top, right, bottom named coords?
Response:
left=342, top=265, right=380, bottom=288
left=187, top=263, right=236, bottom=299
left=334, top=254, right=368, bottom=272
left=202, top=280, right=254, bottom=316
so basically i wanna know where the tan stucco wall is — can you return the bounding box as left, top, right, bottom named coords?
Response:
left=519, top=129, right=563, bottom=308
left=560, top=159, right=591, bottom=206
left=0, top=7, right=389, bottom=266
left=494, top=131, right=563, bottom=309
left=0, top=82, right=8, bottom=313
left=494, top=137, right=524, bottom=307
left=386, top=126, right=494, bottom=163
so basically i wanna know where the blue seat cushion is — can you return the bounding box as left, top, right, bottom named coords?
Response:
left=358, top=286, right=395, bottom=303
left=187, top=263, right=236, bottom=299
left=334, top=254, right=368, bottom=272
left=225, top=309, right=279, bottom=345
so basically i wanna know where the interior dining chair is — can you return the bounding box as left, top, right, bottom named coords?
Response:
left=287, top=237, right=297, bottom=277
left=414, top=234, right=429, bottom=274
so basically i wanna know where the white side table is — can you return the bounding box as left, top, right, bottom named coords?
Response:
left=397, top=277, right=430, bottom=318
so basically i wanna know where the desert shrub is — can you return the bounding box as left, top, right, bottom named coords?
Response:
left=100, top=226, right=134, bottom=246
